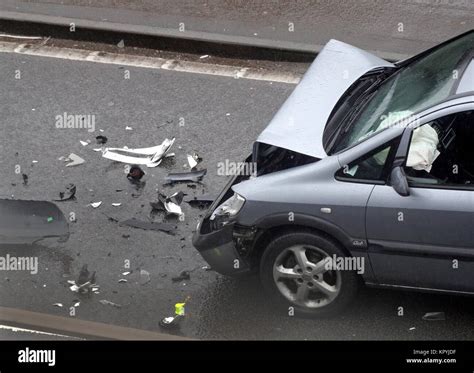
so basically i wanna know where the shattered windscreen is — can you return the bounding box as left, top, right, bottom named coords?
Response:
left=332, top=32, right=474, bottom=153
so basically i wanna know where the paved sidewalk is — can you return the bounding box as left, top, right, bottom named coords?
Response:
left=0, top=0, right=472, bottom=61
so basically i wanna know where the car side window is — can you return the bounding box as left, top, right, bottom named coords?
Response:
left=404, top=111, right=474, bottom=188
left=336, top=141, right=397, bottom=183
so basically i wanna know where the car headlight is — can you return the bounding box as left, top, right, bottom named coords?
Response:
left=210, top=193, right=245, bottom=226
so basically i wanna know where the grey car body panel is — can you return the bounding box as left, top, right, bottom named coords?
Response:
left=256, top=39, right=394, bottom=159
left=232, top=156, right=372, bottom=246
left=0, top=199, right=70, bottom=245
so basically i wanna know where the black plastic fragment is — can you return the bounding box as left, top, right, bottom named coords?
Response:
left=169, top=191, right=185, bottom=205
left=95, top=135, right=108, bottom=144
left=184, top=193, right=215, bottom=207
left=54, top=184, right=76, bottom=202
left=0, top=199, right=69, bottom=245
left=164, top=169, right=207, bottom=183
left=127, top=165, right=145, bottom=182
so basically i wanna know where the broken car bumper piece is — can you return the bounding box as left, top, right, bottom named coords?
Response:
left=101, top=138, right=175, bottom=168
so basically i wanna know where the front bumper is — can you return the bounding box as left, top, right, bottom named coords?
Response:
left=192, top=221, right=251, bottom=276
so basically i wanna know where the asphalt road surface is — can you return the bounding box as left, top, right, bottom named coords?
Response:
left=2, top=51, right=474, bottom=340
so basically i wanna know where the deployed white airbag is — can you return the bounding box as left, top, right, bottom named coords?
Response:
left=406, top=124, right=440, bottom=172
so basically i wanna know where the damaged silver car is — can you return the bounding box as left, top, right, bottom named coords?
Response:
left=193, top=30, right=474, bottom=316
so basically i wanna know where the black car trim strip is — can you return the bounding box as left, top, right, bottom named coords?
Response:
left=368, top=239, right=474, bottom=261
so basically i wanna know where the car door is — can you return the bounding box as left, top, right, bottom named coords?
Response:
left=366, top=104, right=474, bottom=293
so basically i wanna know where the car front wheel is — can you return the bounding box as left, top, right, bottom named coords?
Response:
left=260, top=231, right=359, bottom=317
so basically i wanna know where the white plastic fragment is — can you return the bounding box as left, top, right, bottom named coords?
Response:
left=101, top=138, right=175, bottom=168
left=99, top=299, right=122, bottom=308
left=187, top=154, right=198, bottom=169
left=125, top=126, right=133, bottom=130
left=140, top=269, right=151, bottom=285
left=90, top=201, right=102, bottom=208
left=53, top=303, right=63, bottom=308
left=80, top=140, right=89, bottom=146
left=111, top=203, right=122, bottom=207
left=65, top=153, right=85, bottom=167
left=164, top=200, right=182, bottom=216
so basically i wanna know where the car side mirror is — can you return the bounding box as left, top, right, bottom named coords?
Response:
left=390, top=166, right=410, bottom=196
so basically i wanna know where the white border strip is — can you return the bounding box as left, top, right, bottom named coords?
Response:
left=0, top=40, right=301, bottom=84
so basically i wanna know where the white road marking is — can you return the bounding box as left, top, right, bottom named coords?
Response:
left=0, top=324, right=83, bottom=339
left=0, top=34, right=43, bottom=40
left=0, top=40, right=301, bottom=84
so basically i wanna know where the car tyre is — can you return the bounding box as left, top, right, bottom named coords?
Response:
left=260, top=231, right=359, bottom=317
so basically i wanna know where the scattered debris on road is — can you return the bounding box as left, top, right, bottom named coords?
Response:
left=99, top=299, right=122, bottom=308
left=96, top=135, right=108, bottom=145
left=101, top=138, right=175, bottom=168
left=164, top=169, right=207, bottom=184
left=65, top=153, right=85, bottom=167
left=184, top=193, right=214, bottom=207
left=186, top=152, right=202, bottom=170
left=77, top=264, right=96, bottom=286
left=159, top=300, right=188, bottom=329
left=127, top=165, right=145, bottom=182
left=90, top=201, right=102, bottom=208
left=140, top=269, right=151, bottom=285
left=150, top=191, right=184, bottom=217
left=422, top=312, right=446, bottom=321
left=54, top=184, right=77, bottom=202
left=68, top=265, right=98, bottom=294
